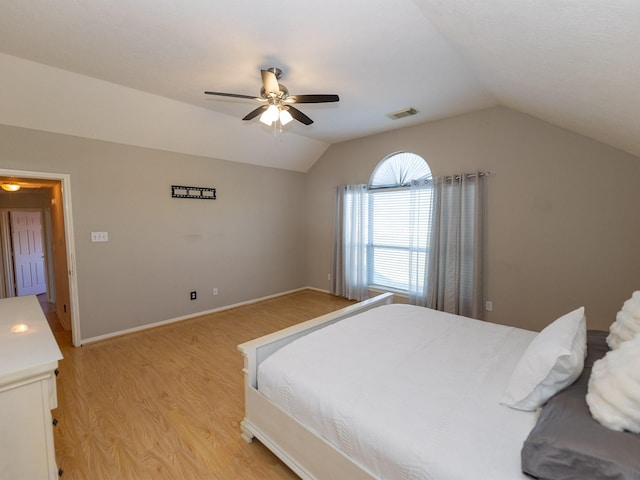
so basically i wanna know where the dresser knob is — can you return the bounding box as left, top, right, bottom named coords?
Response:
left=58, top=468, right=64, bottom=476
left=55, top=368, right=60, bottom=376
left=52, top=418, right=58, bottom=427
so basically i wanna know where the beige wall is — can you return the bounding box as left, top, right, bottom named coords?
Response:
left=305, top=107, right=640, bottom=332
left=0, top=124, right=307, bottom=341
left=3, top=105, right=639, bottom=339
left=0, top=190, right=49, bottom=209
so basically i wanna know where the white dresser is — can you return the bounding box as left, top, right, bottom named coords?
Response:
left=0, top=295, right=63, bottom=480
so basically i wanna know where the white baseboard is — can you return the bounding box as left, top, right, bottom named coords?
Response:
left=306, top=286, right=330, bottom=294
left=57, top=310, right=70, bottom=331
left=79, top=286, right=319, bottom=345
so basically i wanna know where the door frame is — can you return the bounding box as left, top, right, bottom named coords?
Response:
left=0, top=211, right=15, bottom=297
left=0, top=168, right=81, bottom=346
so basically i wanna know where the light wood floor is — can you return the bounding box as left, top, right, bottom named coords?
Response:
left=50, top=290, right=354, bottom=480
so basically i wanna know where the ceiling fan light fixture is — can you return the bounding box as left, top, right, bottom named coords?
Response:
left=279, top=108, right=293, bottom=126
left=1, top=183, right=20, bottom=192
left=260, top=104, right=279, bottom=125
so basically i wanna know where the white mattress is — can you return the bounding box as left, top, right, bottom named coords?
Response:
left=257, top=304, right=539, bottom=480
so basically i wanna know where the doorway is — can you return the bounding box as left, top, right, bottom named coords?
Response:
left=5, top=210, right=48, bottom=296
left=0, top=169, right=81, bottom=345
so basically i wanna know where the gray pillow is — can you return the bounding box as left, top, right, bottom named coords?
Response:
left=521, top=330, right=640, bottom=479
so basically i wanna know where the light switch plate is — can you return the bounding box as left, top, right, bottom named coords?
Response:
left=91, top=231, right=109, bottom=242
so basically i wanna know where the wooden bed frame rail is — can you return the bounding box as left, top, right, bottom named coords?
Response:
left=237, top=292, right=394, bottom=479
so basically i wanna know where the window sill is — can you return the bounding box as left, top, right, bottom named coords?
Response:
left=368, top=286, right=409, bottom=302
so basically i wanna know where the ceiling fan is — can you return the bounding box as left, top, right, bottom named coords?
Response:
left=205, top=67, right=339, bottom=127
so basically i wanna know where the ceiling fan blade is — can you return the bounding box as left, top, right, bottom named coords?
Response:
left=204, top=91, right=260, bottom=100
left=261, top=69, right=280, bottom=95
left=242, top=105, right=268, bottom=121
left=287, top=94, right=340, bottom=104
left=287, top=106, right=314, bottom=125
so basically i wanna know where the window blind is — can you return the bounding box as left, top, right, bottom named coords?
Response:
left=368, top=188, right=431, bottom=291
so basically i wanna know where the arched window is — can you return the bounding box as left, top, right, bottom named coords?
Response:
left=369, top=151, right=431, bottom=188
left=367, top=152, right=432, bottom=292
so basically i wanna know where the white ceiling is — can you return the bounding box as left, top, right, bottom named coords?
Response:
left=0, top=0, right=638, bottom=170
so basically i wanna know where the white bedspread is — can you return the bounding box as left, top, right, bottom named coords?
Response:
left=257, top=304, right=538, bottom=480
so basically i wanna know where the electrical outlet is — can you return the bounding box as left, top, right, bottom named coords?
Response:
left=213, top=288, right=218, bottom=295
left=485, top=301, right=493, bottom=312
left=190, top=291, right=197, bottom=300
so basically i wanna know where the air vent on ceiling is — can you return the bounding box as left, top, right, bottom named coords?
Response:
left=386, top=107, right=419, bottom=120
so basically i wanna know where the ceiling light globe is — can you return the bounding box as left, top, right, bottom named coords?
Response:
left=279, top=109, right=293, bottom=126
left=1, top=183, right=20, bottom=192
left=260, top=105, right=280, bottom=126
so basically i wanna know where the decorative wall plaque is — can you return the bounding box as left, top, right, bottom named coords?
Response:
left=171, top=185, right=216, bottom=200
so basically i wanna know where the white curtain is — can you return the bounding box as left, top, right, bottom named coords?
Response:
left=331, top=185, right=369, bottom=301
left=408, top=177, right=433, bottom=306
left=426, top=173, right=484, bottom=319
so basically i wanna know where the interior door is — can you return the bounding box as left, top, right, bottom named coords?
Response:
left=11, top=210, right=47, bottom=296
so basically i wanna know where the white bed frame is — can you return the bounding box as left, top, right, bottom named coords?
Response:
left=237, top=292, right=394, bottom=480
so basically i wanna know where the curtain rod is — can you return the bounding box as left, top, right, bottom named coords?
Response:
left=442, top=171, right=492, bottom=181
left=332, top=171, right=493, bottom=191
left=413, top=171, right=493, bottom=186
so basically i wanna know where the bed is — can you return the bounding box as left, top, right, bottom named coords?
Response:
left=237, top=293, right=640, bottom=479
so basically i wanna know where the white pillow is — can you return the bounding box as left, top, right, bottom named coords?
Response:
left=587, top=333, right=640, bottom=433
left=501, top=307, right=587, bottom=411
left=607, top=291, right=640, bottom=349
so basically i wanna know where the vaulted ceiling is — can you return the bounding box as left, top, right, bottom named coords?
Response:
left=0, top=0, right=638, bottom=171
